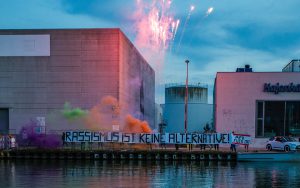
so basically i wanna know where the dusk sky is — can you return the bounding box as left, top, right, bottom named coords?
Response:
left=1, top=0, right=300, bottom=103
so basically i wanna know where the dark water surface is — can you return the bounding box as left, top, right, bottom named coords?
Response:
left=0, top=160, right=299, bottom=188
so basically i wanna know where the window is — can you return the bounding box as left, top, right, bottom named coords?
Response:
left=275, top=137, right=283, bottom=142
left=256, top=101, right=300, bottom=137
left=0, top=108, right=9, bottom=134
left=256, top=102, right=264, bottom=137
left=286, top=102, right=300, bottom=136
left=264, top=101, right=285, bottom=137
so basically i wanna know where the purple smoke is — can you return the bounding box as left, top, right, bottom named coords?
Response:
left=19, top=120, right=61, bottom=149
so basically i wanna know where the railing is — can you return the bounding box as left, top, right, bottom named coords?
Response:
left=165, top=82, right=208, bottom=88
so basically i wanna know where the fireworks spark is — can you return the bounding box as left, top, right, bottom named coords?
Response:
left=190, top=5, right=195, bottom=12
left=176, top=5, right=195, bottom=53
left=168, top=19, right=180, bottom=53
left=184, top=6, right=216, bottom=49
left=171, top=21, right=175, bottom=33
left=206, top=7, right=214, bottom=17
left=134, top=0, right=176, bottom=51
left=172, top=19, right=180, bottom=41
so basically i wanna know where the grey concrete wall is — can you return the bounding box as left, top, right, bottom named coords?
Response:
left=119, top=31, right=155, bottom=128
left=0, top=29, right=155, bottom=133
left=154, top=103, right=163, bottom=131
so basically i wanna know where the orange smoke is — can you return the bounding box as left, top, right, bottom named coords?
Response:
left=100, top=96, right=120, bottom=116
left=83, top=96, right=151, bottom=133
left=101, top=96, right=118, bottom=105
left=84, top=106, right=103, bottom=131
left=123, top=114, right=152, bottom=133
left=84, top=96, right=121, bottom=131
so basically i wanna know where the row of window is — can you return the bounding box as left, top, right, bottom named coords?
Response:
left=256, top=101, right=300, bottom=137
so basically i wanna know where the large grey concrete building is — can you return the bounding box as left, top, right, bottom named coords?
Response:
left=0, top=29, right=155, bottom=134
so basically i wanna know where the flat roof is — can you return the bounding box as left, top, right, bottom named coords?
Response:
left=283, top=59, right=300, bottom=70
left=0, top=28, right=121, bottom=31
left=216, top=72, right=300, bottom=74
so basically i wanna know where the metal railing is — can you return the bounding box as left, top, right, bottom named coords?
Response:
left=165, top=82, right=208, bottom=88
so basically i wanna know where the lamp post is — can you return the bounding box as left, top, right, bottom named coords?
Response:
left=184, top=60, right=189, bottom=134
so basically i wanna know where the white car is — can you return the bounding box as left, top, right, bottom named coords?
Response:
left=266, top=136, right=300, bottom=152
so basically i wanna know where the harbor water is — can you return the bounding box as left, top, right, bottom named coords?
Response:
left=0, top=160, right=300, bottom=187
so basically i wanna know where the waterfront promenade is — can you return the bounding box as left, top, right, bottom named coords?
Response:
left=0, top=145, right=238, bottom=161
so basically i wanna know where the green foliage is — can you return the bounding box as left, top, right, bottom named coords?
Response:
left=62, top=102, right=88, bottom=121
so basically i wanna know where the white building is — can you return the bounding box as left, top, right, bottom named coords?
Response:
left=214, top=65, right=300, bottom=148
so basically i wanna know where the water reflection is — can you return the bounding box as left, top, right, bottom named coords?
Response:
left=0, top=160, right=299, bottom=188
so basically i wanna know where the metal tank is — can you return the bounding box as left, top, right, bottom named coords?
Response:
left=163, top=83, right=213, bottom=133
left=165, top=83, right=208, bottom=104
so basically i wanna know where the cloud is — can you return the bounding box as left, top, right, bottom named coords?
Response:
left=163, top=43, right=291, bottom=104
left=0, top=0, right=115, bottom=29
left=160, top=0, right=300, bottom=103
left=61, top=0, right=135, bottom=24
left=2, top=0, right=300, bottom=104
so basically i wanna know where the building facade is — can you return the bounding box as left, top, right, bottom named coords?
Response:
left=214, top=69, right=300, bottom=148
left=163, top=83, right=213, bottom=133
left=154, top=103, right=163, bottom=131
left=0, top=29, right=155, bottom=134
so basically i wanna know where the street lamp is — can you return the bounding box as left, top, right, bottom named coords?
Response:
left=184, top=60, right=189, bottom=134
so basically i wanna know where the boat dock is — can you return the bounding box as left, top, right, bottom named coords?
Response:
left=0, top=149, right=237, bottom=161
left=237, top=151, right=300, bottom=162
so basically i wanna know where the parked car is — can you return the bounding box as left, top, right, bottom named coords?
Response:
left=266, top=136, right=300, bottom=152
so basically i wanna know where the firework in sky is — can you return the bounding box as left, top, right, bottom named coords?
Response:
left=176, top=5, right=195, bottom=53
left=206, top=7, right=214, bottom=17
left=134, top=0, right=176, bottom=52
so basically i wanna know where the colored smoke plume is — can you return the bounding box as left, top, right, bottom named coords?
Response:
left=86, top=96, right=151, bottom=133
left=84, top=106, right=104, bottom=131
left=84, top=96, right=121, bottom=131
left=19, top=120, right=60, bottom=149
left=123, top=114, right=152, bottom=133
left=61, top=96, right=151, bottom=134
left=100, top=95, right=120, bottom=116
left=62, top=102, right=88, bottom=121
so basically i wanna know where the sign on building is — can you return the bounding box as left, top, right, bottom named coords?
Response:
left=0, top=35, right=50, bottom=56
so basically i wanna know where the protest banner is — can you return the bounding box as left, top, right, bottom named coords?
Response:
left=230, top=133, right=251, bottom=145
left=64, top=131, right=232, bottom=145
